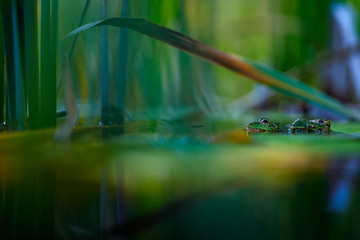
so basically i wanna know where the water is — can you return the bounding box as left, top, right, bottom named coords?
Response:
left=1, top=120, right=360, bottom=239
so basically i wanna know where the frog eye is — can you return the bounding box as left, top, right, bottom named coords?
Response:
left=318, top=119, right=324, bottom=123
left=259, top=118, right=269, bottom=125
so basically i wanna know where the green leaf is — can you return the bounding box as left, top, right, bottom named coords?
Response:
left=101, top=0, right=110, bottom=125
left=22, top=0, right=40, bottom=129
left=114, top=0, right=130, bottom=127
left=68, top=18, right=360, bottom=120
left=40, top=0, right=57, bottom=128
left=0, top=10, right=5, bottom=125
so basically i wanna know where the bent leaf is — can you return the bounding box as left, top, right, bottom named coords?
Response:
left=68, top=18, right=360, bottom=120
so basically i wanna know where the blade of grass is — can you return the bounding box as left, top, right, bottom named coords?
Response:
left=56, top=0, right=90, bottom=95
left=40, top=0, right=50, bottom=127
left=101, top=0, right=110, bottom=125
left=114, top=0, right=129, bottom=127
left=17, top=1, right=25, bottom=96
left=0, top=12, right=5, bottom=126
left=40, top=0, right=56, bottom=127
left=68, top=18, right=360, bottom=120
left=23, top=0, right=40, bottom=129
left=68, top=0, right=89, bottom=60
left=11, top=0, right=25, bottom=129
left=48, top=0, right=58, bottom=126
left=49, top=0, right=58, bottom=121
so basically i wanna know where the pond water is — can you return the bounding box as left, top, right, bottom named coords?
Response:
left=1, top=120, right=360, bottom=239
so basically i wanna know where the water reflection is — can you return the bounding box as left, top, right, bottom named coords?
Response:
left=328, top=156, right=359, bottom=212
left=1, top=125, right=360, bottom=239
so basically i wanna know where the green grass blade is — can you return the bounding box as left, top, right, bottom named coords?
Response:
left=101, top=0, right=110, bottom=125
left=11, top=1, right=25, bottom=129
left=40, top=0, right=50, bottom=127
left=23, top=0, right=40, bottom=129
left=68, top=0, right=90, bottom=59
left=0, top=12, right=5, bottom=126
left=68, top=18, right=360, bottom=120
left=40, top=0, right=56, bottom=127
left=49, top=0, right=58, bottom=120
left=114, top=0, right=130, bottom=126
left=56, top=0, right=90, bottom=95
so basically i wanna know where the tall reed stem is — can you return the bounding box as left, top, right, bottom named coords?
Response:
left=101, top=0, right=110, bottom=125
left=23, top=0, right=40, bottom=129
left=40, top=0, right=57, bottom=127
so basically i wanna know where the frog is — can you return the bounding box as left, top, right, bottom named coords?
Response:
left=246, top=118, right=331, bottom=134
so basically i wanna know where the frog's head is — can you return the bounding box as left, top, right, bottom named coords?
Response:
left=310, top=119, right=331, bottom=127
left=309, top=119, right=331, bottom=133
left=246, top=120, right=276, bottom=133
left=260, top=118, right=281, bottom=131
left=290, top=119, right=308, bottom=133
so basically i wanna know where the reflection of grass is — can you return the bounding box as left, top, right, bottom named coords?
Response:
left=1, top=121, right=359, bottom=238
left=0, top=123, right=329, bottom=187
